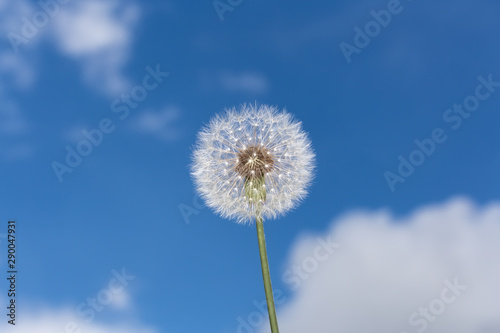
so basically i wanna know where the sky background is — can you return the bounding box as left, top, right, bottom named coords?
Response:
left=1, top=0, right=500, bottom=332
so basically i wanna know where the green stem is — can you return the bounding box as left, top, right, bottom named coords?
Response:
left=256, top=216, right=280, bottom=333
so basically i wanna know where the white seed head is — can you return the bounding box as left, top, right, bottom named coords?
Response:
left=191, top=104, right=315, bottom=224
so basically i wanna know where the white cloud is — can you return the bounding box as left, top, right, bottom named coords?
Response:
left=2, top=308, right=157, bottom=333
left=219, top=71, right=270, bottom=94
left=1, top=0, right=139, bottom=96
left=200, top=71, right=271, bottom=95
left=0, top=0, right=34, bottom=37
left=51, top=0, right=140, bottom=96
left=0, top=100, right=34, bottom=161
left=0, top=102, right=29, bottom=136
left=52, top=2, right=131, bottom=56
left=0, top=97, right=34, bottom=161
left=61, top=125, right=89, bottom=143
left=0, top=101, right=33, bottom=161
left=0, top=143, right=35, bottom=161
left=0, top=52, right=35, bottom=89
left=110, top=289, right=132, bottom=310
left=130, top=107, right=182, bottom=142
left=265, top=198, right=500, bottom=333
left=0, top=0, right=37, bottom=92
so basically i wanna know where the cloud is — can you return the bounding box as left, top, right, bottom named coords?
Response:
left=1, top=0, right=139, bottom=96
left=0, top=52, right=35, bottom=89
left=0, top=143, right=34, bottom=161
left=109, top=289, right=132, bottom=310
left=0, top=2, right=39, bottom=160
left=0, top=1, right=37, bottom=92
left=2, top=308, right=157, bottom=333
left=0, top=101, right=29, bottom=136
left=201, top=71, right=270, bottom=95
left=0, top=102, right=34, bottom=162
left=0, top=99, right=34, bottom=161
left=1, top=281, right=149, bottom=332
left=50, top=0, right=140, bottom=96
left=265, top=198, right=500, bottom=333
left=0, top=95, right=34, bottom=162
left=129, top=107, right=182, bottom=142
left=0, top=0, right=34, bottom=36
left=219, top=72, right=270, bottom=94
left=0, top=0, right=141, bottom=159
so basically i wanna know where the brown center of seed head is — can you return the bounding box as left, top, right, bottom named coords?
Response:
left=235, top=145, right=274, bottom=179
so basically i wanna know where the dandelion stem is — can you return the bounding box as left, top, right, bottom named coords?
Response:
left=256, top=217, right=280, bottom=333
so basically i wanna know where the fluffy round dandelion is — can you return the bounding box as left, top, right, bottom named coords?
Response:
left=191, top=104, right=315, bottom=223
left=191, top=103, right=315, bottom=333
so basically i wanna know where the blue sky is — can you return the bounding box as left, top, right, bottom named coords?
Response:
left=1, top=0, right=500, bottom=332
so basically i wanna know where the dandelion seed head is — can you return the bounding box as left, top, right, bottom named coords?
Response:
left=191, top=103, right=315, bottom=224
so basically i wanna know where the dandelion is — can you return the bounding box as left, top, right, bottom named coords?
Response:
left=191, top=103, right=315, bottom=333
